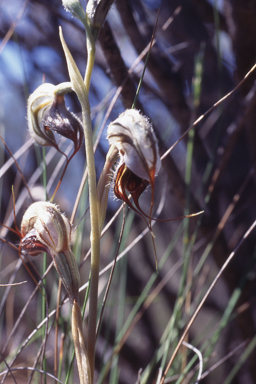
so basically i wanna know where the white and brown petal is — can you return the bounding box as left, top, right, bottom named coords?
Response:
left=107, top=109, right=161, bottom=184
left=20, top=201, right=80, bottom=302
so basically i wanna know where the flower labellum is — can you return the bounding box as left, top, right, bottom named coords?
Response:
left=107, top=109, right=161, bottom=219
left=28, top=83, right=84, bottom=200
left=20, top=201, right=80, bottom=302
left=28, top=83, right=83, bottom=155
left=43, top=94, right=83, bottom=155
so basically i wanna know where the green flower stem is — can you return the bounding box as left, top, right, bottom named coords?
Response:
left=79, top=27, right=98, bottom=381
left=72, top=300, right=91, bottom=384
left=42, top=147, right=47, bottom=384
left=79, top=100, right=100, bottom=382
left=71, top=8, right=95, bottom=91
left=59, top=27, right=100, bottom=383
left=84, top=31, right=95, bottom=91
left=81, top=105, right=100, bottom=383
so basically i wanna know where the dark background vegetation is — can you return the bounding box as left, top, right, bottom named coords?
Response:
left=1, top=0, right=256, bottom=383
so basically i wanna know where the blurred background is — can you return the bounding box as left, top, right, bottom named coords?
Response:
left=1, top=0, right=256, bottom=383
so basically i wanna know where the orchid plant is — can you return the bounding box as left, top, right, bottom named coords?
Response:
left=1, top=1, right=256, bottom=383
left=19, top=1, right=164, bottom=383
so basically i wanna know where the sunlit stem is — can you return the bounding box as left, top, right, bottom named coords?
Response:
left=74, top=11, right=96, bottom=90
left=50, top=156, right=69, bottom=203
left=78, top=16, right=99, bottom=381
left=42, top=146, right=47, bottom=384
left=81, top=102, right=100, bottom=383
left=59, top=27, right=99, bottom=383
left=80, top=24, right=98, bottom=382
left=84, top=31, right=96, bottom=91
left=72, top=300, right=91, bottom=384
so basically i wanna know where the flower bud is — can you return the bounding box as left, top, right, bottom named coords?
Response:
left=107, top=109, right=161, bottom=216
left=62, top=0, right=85, bottom=19
left=86, top=0, right=115, bottom=30
left=20, top=202, right=80, bottom=302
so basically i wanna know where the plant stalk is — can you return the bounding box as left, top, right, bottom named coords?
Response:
left=81, top=101, right=100, bottom=382
left=82, top=34, right=99, bottom=382
left=59, top=26, right=100, bottom=383
left=72, top=301, right=91, bottom=384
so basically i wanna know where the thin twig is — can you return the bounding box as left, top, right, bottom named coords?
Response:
left=0, top=134, right=33, bottom=200
left=1, top=263, right=53, bottom=359
left=160, top=220, right=256, bottom=384
left=96, top=207, right=126, bottom=338
left=182, top=341, right=203, bottom=384
left=200, top=340, right=248, bottom=380
left=54, top=278, right=62, bottom=381
left=0, top=281, right=27, bottom=286
left=0, top=0, right=29, bottom=55
left=0, top=138, right=33, bottom=178
left=28, top=314, right=53, bottom=384
left=0, top=367, right=63, bottom=383
left=161, top=63, right=256, bottom=161
left=99, top=260, right=183, bottom=382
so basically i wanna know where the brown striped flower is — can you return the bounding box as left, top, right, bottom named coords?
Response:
left=27, top=83, right=83, bottom=155
left=20, top=201, right=80, bottom=302
left=107, top=109, right=161, bottom=217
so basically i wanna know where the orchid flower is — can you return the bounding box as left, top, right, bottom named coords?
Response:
left=107, top=109, right=161, bottom=221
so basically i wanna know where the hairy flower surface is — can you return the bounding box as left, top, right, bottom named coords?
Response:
left=108, top=109, right=161, bottom=182
left=21, top=201, right=80, bottom=302
left=21, top=201, right=71, bottom=255
left=107, top=109, right=161, bottom=217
